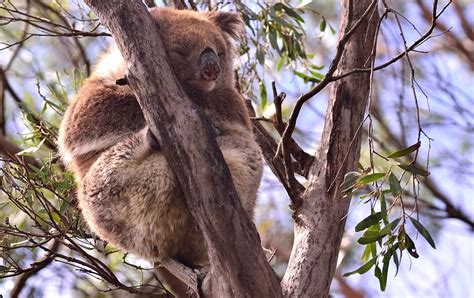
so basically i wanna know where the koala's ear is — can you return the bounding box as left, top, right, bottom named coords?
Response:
left=205, top=11, right=244, bottom=40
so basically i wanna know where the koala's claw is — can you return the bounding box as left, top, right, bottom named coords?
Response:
left=147, top=129, right=161, bottom=151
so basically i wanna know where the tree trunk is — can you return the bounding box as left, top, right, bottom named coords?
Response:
left=83, top=1, right=282, bottom=297
left=281, top=0, right=379, bottom=296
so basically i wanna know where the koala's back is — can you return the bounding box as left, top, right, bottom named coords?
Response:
left=59, top=78, right=143, bottom=174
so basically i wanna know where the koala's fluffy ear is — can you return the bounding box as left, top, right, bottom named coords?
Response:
left=205, top=11, right=244, bottom=40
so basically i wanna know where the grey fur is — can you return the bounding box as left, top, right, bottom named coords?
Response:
left=58, top=8, right=263, bottom=267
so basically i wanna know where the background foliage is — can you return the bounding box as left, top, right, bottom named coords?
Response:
left=0, top=0, right=472, bottom=297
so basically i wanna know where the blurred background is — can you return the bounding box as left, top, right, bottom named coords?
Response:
left=0, top=0, right=472, bottom=297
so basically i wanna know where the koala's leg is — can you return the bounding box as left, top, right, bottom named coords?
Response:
left=78, top=129, right=193, bottom=261
left=217, top=134, right=263, bottom=219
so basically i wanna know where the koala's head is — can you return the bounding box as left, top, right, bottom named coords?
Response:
left=149, top=8, right=243, bottom=93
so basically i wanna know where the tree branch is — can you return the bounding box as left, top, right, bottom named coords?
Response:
left=10, top=239, right=60, bottom=298
left=281, top=1, right=380, bottom=295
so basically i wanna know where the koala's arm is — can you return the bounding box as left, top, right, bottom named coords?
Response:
left=58, top=77, right=145, bottom=176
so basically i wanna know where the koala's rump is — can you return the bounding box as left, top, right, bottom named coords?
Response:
left=79, top=149, right=205, bottom=264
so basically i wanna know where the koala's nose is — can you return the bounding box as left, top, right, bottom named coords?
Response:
left=199, top=48, right=220, bottom=81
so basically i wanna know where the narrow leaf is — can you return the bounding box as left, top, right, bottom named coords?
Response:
left=277, top=56, right=285, bottom=72
left=358, top=235, right=384, bottom=244
left=269, top=29, right=279, bottom=53
left=389, top=173, right=402, bottom=197
left=355, top=212, right=383, bottom=232
left=280, top=4, right=305, bottom=23
left=389, top=218, right=402, bottom=231
left=398, top=164, right=431, bottom=177
left=405, top=234, right=419, bottom=258
left=319, top=17, right=326, bottom=32
left=340, top=171, right=360, bottom=192
left=374, top=264, right=382, bottom=288
left=380, top=251, right=391, bottom=291
left=380, top=192, right=388, bottom=224
left=392, top=244, right=400, bottom=276
left=409, top=216, right=436, bottom=249
left=343, top=257, right=377, bottom=277
left=358, top=173, right=386, bottom=185
left=387, top=142, right=420, bottom=158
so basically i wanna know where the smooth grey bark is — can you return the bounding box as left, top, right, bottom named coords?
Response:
left=281, top=0, right=379, bottom=296
left=83, top=1, right=282, bottom=297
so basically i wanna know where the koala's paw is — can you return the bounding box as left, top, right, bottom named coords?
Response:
left=146, top=129, right=161, bottom=151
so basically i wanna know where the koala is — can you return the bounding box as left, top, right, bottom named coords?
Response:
left=58, top=7, right=263, bottom=267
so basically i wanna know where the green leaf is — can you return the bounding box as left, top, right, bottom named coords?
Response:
left=380, top=192, right=388, bottom=224
left=389, top=217, right=402, bottom=231
left=374, top=264, right=382, bottom=288
left=398, top=164, right=431, bottom=177
left=277, top=56, right=285, bottom=72
left=329, top=23, right=336, bottom=35
left=340, top=171, right=361, bottom=192
left=256, top=47, right=265, bottom=65
left=409, top=216, right=436, bottom=249
left=355, top=212, right=383, bottom=232
left=380, top=251, right=391, bottom=291
left=358, top=235, right=384, bottom=244
left=389, top=173, right=402, bottom=197
left=60, top=200, right=70, bottom=214
left=259, top=80, right=267, bottom=108
left=386, top=142, right=421, bottom=158
left=269, top=29, right=280, bottom=53
left=0, top=201, right=10, bottom=209
left=392, top=244, right=400, bottom=276
left=16, top=138, right=46, bottom=156
left=405, top=234, right=419, bottom=258
left=343, top=257, right=377, bottom=277
left=360, top=243, right=373, bottom=262
left=293, top=70, right=321, bottom=83
left=319, top=17, right=326, bottom=32
left=309, top=64, right=324, bottom=70
left=358, top=173, right=386, bottom=185
left=275, top=4, right=305, bottom=23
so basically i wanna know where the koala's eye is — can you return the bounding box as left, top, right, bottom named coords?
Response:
left=218, top=52, right=225, bottom=57
left=173, top=49, right=188, bottom=57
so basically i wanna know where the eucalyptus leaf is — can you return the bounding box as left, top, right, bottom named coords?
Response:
left=392, top=244, right=400, bottom=276
left=405, top=234, right=419, bottom=258
left=380, top=251, right=391, bottom=291
left=319, top=17, right=326, bottom=32
left=358, top=173, right=386, bottom=185
left=386, top=142, right=420, bottom=158
left=276, top=4, right=305, bottom=23
left=343, top=257, right=377, bottom=277
left=398, top=164, right=431, bottom=177
left=355, top=212, right=383, bottom=232
left=409, top=216, right=436, bottom=249
left=389, top=173, right=402, bottom=197
left=358, top=235, right=384, bottom=244
left=340, top=171, right=361, bottom=193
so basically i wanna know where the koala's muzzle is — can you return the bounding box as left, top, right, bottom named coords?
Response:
left=199, top=48, right=220, bottom=81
